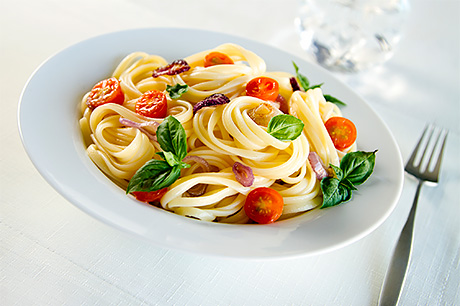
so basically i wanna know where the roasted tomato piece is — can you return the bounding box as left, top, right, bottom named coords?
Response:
left=135, top=90, right=168, bottom=118
left=204, top=52, right=234, bottom=67
left=86, top=78, right=124, bottom=110
left=152, top=59, right=190, bottom=78
left=193, top=93, right=230, bottom=114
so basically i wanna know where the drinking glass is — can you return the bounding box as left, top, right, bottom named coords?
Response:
left=295, top=0, right=410, bottom=72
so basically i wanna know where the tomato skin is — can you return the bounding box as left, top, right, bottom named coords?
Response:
left=135, top=90, right=168, bottom=118
left=131, top=188, right=168, bottom=203
left=204, top=52, right=234, bottom=67
left=325, top=117, right=357, bottom=150
left=245, top=77, right=280, bottom=102
left=244, top=187, right=284, bottom=224
left=86, top=77, right=124, bottom=110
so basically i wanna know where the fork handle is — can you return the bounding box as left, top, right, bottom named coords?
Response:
left=378, top=181, right=423, bottom=306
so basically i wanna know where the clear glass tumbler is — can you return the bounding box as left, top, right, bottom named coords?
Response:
left=295, top=0, right=410, bottom=72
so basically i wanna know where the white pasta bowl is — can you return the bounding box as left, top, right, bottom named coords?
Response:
left=18, top=28, right=404, bottom=259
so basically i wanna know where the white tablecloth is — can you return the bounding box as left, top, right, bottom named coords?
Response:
left=1, top=0, right=459, bottom=305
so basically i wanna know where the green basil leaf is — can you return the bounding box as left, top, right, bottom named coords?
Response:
left=155, top=151, right=166, bottom=160
left=179, top=161, right=191, bottom=169
left=292, top=61, right=325, bottom=91
left=309, top=83, right=323, bottom=90
left=267, top=114, right=304, bottom=141
left=157, top=152, right=191, bottom=169
left=166, top=84, right=188, bottom=99
left=156, top=115, right=188, bottom=160
left=319, top=150, right=377, bottom=209
left=156, top=152, right=191, bottom=170
left=330, top=164, right=343, bottom=180
left=293, top=61, right=310, bottom=91
left=320, top=177, right=353, bottom=208
left=324, top=94, right=347, bottom=106
left=160, top=151, right=180, bottom=167
left=341, top=178, right=358, bottom=191
left=340, top=150, right=377, bottom=185
left=126, top=160, right=181, bottom=193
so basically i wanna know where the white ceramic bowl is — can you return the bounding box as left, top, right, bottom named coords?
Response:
left=18, top=28, right=404, bottom=259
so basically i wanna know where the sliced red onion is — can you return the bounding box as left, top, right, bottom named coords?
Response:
left=182, top=155, right=212, bottom=172
left=183, top=155, right=212, bottom=197
left=119, top=117, right=159, bottom=141
left=186, top=184, right=207, bottom=197
left=193, top=93, right=230, bottom=114
left=290, top=77, right=301, bottom=92
left=308, top=152, right=329, bottom=180
left=232, top=162, right=254, bottom=187
left=152, top=59, right=190, bottom=78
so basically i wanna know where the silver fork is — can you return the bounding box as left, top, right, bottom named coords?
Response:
left=378, top=124, right=448, bottom=306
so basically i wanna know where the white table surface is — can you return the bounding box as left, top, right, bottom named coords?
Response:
left=1, top=0, right=459, bottom=305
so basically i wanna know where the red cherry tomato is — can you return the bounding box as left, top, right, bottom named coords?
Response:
left=204, top=52, right=234, bottom=67
left=244, top=187, right=284, bottom=224
left=135, top=90, right=168, bottom=118
left=325, top=117, right=357, bottom=150
left=86, top=77, right=124, bottom=110
left=245, top=77, right=280, bottom=102
left=131, top=187, right=168, bottom=203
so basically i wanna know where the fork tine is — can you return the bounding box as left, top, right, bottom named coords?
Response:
left=406, top=125, right=430, bottom=168
left=418, top=126, right=435, bottom=170
left=429, top=129, right=448, bottom=178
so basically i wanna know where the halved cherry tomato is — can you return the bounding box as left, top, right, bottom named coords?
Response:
left=244, top=187, right=284, bottom=224
left=135, top=90, right=168, bottom=118
left=131, top=187, right=168, bottom=203
left=325, top=117, right=357, bottom=150
left=86, top=77, right=124, bottom=110
left=204, top=52, right=234, bottom=67
left=245, top=77, right=279, bottom=102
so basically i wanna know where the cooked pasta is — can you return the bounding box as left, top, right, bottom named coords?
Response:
left=79, top=43, right=357, bottom=224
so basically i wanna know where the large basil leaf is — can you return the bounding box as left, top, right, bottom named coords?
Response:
left=126, top=116, right=190, bottom=195
left=126, top=160, right=181, bottom=193
left=340, top=150, right=377, bottom=185
left=156, top=115, right=188, bottom=160
left=319, top=150, right=377, bottom=209
left=267, top=114, right=304, bottom=141
left=320, top=177, right=353, bottom=208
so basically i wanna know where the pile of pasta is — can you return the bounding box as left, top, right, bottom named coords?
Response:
left=79, top=43, right=356, bottom=224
